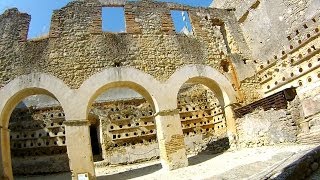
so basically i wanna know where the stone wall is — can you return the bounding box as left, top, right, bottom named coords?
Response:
left=297, top=83, right=320, bottom=134
left=256, top=13, right=320, bottom=95
left=178, top=84, right=228, bottom=154
left=234, top=90, right=303, bottom=148
left=250, top=10, right=320, bottom=137
left=0, top=0, right=253, bottom=94
left=91, top=98, right=158, bottom=164
left=211, top=0, right=320, bottom=107
left=9, top=107, right=69, bottom=175
left=236, top=108, right=299, bottom=148
left=0, top=8, right=30, bottom=88
left=12, top=155, right=69, bottom=175
left=212, top=0, right=320, bottom=62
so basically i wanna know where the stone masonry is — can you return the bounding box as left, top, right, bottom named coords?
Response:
left=0, top=0, right=319, bottom=179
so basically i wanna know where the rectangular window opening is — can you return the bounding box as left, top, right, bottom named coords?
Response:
left=27, top=19, right=50, bottom=40
left=102, top=7, right=126, bottom=33
left=170, top=10, right=193, bottom=35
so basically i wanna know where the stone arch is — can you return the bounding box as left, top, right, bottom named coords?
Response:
left=77, top=67, right=162, bottom=120
left=166, top=65, right=237, bottom=108
left=0, top=73, right=72, bottom=179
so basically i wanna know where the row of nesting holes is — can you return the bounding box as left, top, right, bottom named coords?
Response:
left=262, top=55, right=319, bottom=82
left=273, top=27, right=318, bottom=62
left=107, top=105, right=152, bottom=112
left=15, top=112, right=65, bottom=120
left=178, top=98, right=209, bottom=104
left=43, top=112, right=65, bottom=118
left=112, top=130, right=155, bottom=139
left=114, top=112, right=153, bottom=119
left=180, top=106, right=214, bottom=112
left=44, top=122, right=64, bottom=127
left=266, top=58, right=320, bottom=89
left=254, top=23, right=319, bottom=67
left=287, top=18, right=318, bottom=40
left=181, top=114, right=223, bottom=120
left=12, top=140, right=65, bottom=148
left=113, top=138, right=156, bottom=147
left=13, top=122, right=64, bottom=130
left=11, top=130, right=65, bottom=139
left=181, top=113, right=211, bottom=119
left=290, top=28, right=319, bottom=49
left=297, top=73, right=320, bottom=87
left=107, top=106, right=152, bottom=112
left=110, top=122, right=153, bottom=130
left=258, top=28, right=319, bottom=69
left=291, top=45, right=317, bottom=62
left=260, top=53, right=292, bottom=69
left=183, top=120, right=224, bottom=127
left=270, top=51, right=317, bottom=75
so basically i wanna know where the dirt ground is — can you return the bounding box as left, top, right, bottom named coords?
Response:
left=15, top=144, right=317, bottom=180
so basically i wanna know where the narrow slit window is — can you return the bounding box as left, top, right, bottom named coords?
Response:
left=171, top=10, right=193, bottom=35
left=102, top=7, right=126, bottom=33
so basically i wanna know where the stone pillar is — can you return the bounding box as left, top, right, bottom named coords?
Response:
left=155, top=109, right=188, bottom=171
left=224, top=104, right=237, bottom=134
left=64, top=120, right=96, bottom=180
left=0, top=126, right=12, bottom=180
left=224, top=104, right=238, bottom=144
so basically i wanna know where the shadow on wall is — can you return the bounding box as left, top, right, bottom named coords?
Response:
left=273, top=145, right=320, bottom=179
left=188, top=137, right=230, bottom=166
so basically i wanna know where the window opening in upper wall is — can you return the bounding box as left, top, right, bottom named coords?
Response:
left=170, top=10, right=193, bottom=35
left=102, top=7, right=126, bottom=33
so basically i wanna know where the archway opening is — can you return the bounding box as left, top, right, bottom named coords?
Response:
left=89, top=113, right=101, bottom=159
left=88, top=85, right=160, bottom=168
left=176, top=80, right=230, bottom=165
left=4, top=93, right=71, bottom=178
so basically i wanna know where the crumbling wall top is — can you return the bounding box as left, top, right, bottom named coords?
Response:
left=0, top=8, right=30, bottom=42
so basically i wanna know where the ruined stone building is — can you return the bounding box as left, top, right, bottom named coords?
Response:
left=0, top=0, right=319, bottom=179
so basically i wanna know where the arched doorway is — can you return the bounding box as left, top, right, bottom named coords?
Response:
left=166, top=65, right=238, bottom=163
left=0, top=74, right=72, bottom=179
left=88, top=87, right=159, bottom=164
left=77, top=68, right=162, bottom=173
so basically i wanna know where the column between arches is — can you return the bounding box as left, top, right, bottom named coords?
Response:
left=63, top=120, right=95, bottom=180
left=224, top=104, right=238, bottom=145
left=154, top=108, right=188, bottom=170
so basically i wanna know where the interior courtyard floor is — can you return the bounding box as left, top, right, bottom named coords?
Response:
left=15, top=144, right=319, bottom=180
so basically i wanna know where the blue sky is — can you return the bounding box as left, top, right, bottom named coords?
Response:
left=0, top=0, right=212, bottom=38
